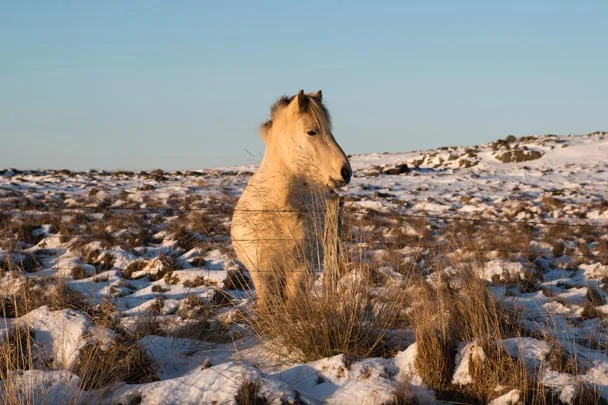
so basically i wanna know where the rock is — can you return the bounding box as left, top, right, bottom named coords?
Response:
left=382, top=164, right=410, bottom=175
left=458, top=159, right=478, bottom=168
left=494, top=148, right=543, bottom=163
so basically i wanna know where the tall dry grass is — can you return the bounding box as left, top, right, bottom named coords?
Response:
left=247, top=197, right=412, bottom=362
left=409, top=252, right=606, bottom=404
left=411, top=266, right=550, bottom=403
left=250, top=267, right=410, bottom=362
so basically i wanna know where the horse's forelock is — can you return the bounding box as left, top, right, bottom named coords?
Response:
left=306, top=97, right=332, bottom=132
left=267, top=92, right=331, bottom=133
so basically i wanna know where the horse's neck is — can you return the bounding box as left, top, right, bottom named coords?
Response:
left=252, top=162, right=326, bottom=212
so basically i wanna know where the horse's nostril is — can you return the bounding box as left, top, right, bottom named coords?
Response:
left=341, top=166, right=352, bottom=184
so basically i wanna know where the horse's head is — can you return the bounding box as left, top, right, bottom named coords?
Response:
left=260, top=90, right=352, bottom=189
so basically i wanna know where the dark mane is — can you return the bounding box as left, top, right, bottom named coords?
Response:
left=262, top=92, right=331, bottom=132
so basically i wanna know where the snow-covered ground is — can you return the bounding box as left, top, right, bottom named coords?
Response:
left=1, top=131, right=607, bottom=404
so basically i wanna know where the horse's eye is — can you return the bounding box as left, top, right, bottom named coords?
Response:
left=306, top=130, right=317, bottom=136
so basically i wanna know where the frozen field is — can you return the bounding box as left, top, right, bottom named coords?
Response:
left=1, top=131, right=607, bottom=404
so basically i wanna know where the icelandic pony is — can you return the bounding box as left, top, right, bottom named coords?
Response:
left=231, top=90, right=351, bottom=307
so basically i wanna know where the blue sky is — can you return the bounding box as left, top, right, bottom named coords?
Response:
left=1, top=1, right=606, bottom=170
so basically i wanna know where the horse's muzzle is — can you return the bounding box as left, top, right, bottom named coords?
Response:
left=340, top=165, right=352, bottom=184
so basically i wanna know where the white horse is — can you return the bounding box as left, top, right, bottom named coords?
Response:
left=231, top=90, right=351, bottom=307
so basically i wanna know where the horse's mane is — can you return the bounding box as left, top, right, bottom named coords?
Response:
left=261, top=92, right=332, bottom=135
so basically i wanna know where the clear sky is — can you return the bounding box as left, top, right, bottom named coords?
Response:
left=1, top=1, right=607, bottom=170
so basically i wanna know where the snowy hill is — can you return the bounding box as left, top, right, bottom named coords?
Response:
left=1, top=131, right=607, bottom=404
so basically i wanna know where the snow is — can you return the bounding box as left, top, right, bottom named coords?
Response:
left=502, top=337, right=549, bottom=368
left=452, top=341, right=487, bottom=385
left=2, top=132, right=608, bottom=403
left=581, top=263, right=608, bottom=280
left=488, top=389, right=522, bottom=405
left=479, top=260, right=527, bottom=282
left=271, top=355, right=396, bottom=404
left=105, top=362, right=282, bottom=405
left=0, top=370, right=81, bottom=404
left=14, top=306, right=92, bottom=368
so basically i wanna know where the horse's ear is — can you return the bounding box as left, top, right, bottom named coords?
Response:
left=294, top=89, right=307, bottom=113
left=313, top=89, right=322, bottom=101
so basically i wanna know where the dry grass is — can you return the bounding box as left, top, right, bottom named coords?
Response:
left=546, top=338, right=583, bottom=375
left=176, top=295, right=209, bottom=319
left=0, top=326, right=74, bottom=405
left=572, top=383, right=606, bottom=405
left=408, top=260, right=606, bottom=404
left=0, top=282, right=158, bottom=394
left=249, top=237, right=411, bottom=362
left=409, top=266, right=561, bottom=403
left=88, top=299, right=121, bottom=330
left=1, top=278, right=88, bottom=318
left=240, top=203, right=419, bottom=363
left=223, top=269, right=252, bottom=291
left=72, top=335, right=158, bottom=390
left=252, top=289, right=397, bottom=361
left=182, top=275, right=212, bottom=288
left=234, top=379, right=268, bottom=405
left=587, top=287, right=605, bottom=306
left=70, top=265, right=89, bottom=280
left=1, top=218, right=45, bottom=248
left=150, top=256, right=180, bottom=281
left=412, top=286, right=457, bottom=389
left=171, top=318, right=222, bottom=341
left=541, top=196, right=565, bottom=210
left=130, top=315, right=164, bottom=338
left=0, top=293, right=157, bottom=392
left=580, top=302, right=604, bottom=320
left=0, top=252, right=40, bottom=274
left=121, top=295, right=230, bottom=342
left=0, top=326, right=34, bottom=379
left=166, top=211, right=225, bottom=251
left=122, top=259, right=148, bottom=279
left=384, top=377, right=420, bottom=405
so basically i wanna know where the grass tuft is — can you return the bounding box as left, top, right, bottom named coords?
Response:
left=251, top=265, right=409, bottom=362
left=234, top=379, right=268, bottom=405
left=72, top=335, right=158, bottom=390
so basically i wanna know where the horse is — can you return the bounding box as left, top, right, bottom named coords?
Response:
left=231, top=90, right=351, bottom=308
